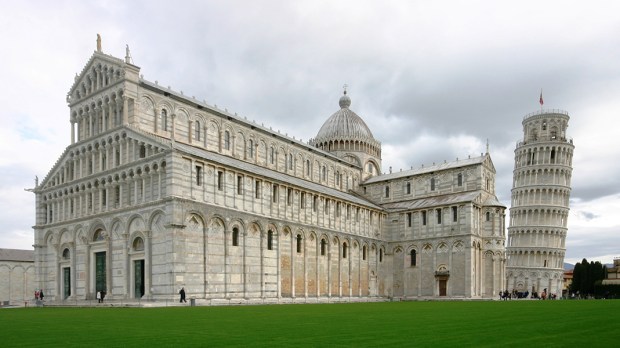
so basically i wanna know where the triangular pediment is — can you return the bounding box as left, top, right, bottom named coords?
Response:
left=67, top=51, right=127, bottom=104
left=38, top=126, right=170, bottom=192
left=483, top=154, right=496, bottom=173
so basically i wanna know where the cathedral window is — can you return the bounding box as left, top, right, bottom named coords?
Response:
left=139, top=145, right=146, bottom=158
left=486, top=211, right=491, bottom=221
left=223, top=131, right=230, bottom=150
left=296, top=234, right=302, bottom=253
left=217, top=171, right=223, bottom=191
left=195, top=121, right=201, bottom=141
left=115, top=149, right=120, bottom=166
left=363, top=245, right=367, bottom=260
left=550, top=149, right=556, bottom=164
left=288, top=154, right=293, bottom=170
left=237, top=175, right=243, bottom=195
left=324, top=199, right=330, bottom=214
left=321, top=239, right=327, bottom=256
left=457, top=173, right=463, bottom=187
left=306, top=160, right=311, bottom=176
left=313, top=195, right=318, bottom=212
left=232, top=227, right=239, bottom=246
left=255, top=180, right=261, bottom=199
left=300, top=192, right=306, bottom=208
left=161, top=109, right=168, bottom=131
left=342, top=243, right=348, bottom=259
left=436, top=209, right=442, bottom=224
left=321, top=166, right=327, bottom=181
left=452, top=206, right=458, bottom=222
left=430, top=177, right=436, bottom=191
left=267, top=230, right=273, bottom=250
left=272, top=184, right=278, bottom=203
left=62, top=248, right=70, bottom=260
left=422, top=211, right=427, bottom=225
left=114, top=186, right=120, bottom=206
left=287, top=188, right=293, bottom=205
left=196, top=166, right=202, bottom=186
left=385, top=186, right=390, bottom=198
left=102, top=189, right=107, bottom=206
left=407, top=213, right=412, bottom=227
left=379, top=248, right=383, bottom=262
left=269, top=147, right=275, bottom=164
left=248, top=139, right=254, bottom=159
left=410, top=250, right=417, bottom=266
left=406, top=182, right=411, bottom=194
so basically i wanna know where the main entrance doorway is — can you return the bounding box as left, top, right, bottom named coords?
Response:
left=95, top=252, right=106, bottom=295
left=134, top=259, right=145, bottom=298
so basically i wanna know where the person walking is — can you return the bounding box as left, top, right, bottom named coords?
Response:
left=179, top=287, right=187, bottom=303
left=97, top=291, right=102, bottom=303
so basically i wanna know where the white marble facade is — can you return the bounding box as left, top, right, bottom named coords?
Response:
left=32, top=42, right=506, bottom=303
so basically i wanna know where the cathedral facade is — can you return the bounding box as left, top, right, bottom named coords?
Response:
left=32, top=42, right=506, bottom=303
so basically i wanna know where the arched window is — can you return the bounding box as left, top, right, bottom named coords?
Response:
left=342, top=242, right=348, bottom=259
left=270, top=147, right=275, bottom=164
left=486, top=211, right=491, bottom=221
left=430, top=177, right=436, bottom=191
left=248, top=139, right=254, bottom=158
left=322, top=166, right=327, bottom=181
left=267, top=230, right=273, bottom=250
left=385, top=186, right=390, bottom=198
left=321, top=239, right=327, bottom=256
left=363, top=245, right=367, bottom=260
left=195, top=121, right=201, bottom=141
left=224, top=131, right=231, bottom=150
left=232, top=227, right=239, bottom=246
left=133, top=237, right=145, bottom=251
left=410, top=249, right=417, bottom=266
left=296, top=234, right=302, bottom=253
left=288, top=154, right=293, bottom=170
left=306, top=160, right=311, bottom=176
left=62, top=248, right=70, bottom=260
left=379, top=248, right=383, bottom=262
left=161, top=109, right=168, bottom=131
left=457, top=173, right=463, bottom=187
left=406, top=182, right=411, bottom=194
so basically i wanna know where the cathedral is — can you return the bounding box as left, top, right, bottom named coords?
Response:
left=32, top=40, right=507, bottom=304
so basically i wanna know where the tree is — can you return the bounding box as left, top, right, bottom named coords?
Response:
left=569, top=258, right=606, bottom=297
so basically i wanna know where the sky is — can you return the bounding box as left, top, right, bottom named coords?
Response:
left=1, top=0, right=619, bottom=265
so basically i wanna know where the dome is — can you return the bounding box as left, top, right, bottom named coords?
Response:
left=314, top=92, right=375, bottom=142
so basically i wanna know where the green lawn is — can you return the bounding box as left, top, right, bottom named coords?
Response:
left=1, top=300, right=617, bottom=347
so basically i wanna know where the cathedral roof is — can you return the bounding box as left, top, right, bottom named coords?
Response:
left=314, top=92, right=376, bottom=143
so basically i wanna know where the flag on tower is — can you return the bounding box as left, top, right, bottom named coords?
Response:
left=539, top=90, right=544, bottom=106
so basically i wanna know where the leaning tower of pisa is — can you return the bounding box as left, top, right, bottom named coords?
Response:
left=505, top=109, right=574, bottom=297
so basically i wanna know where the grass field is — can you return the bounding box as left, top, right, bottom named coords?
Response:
left=1, top=300, right=617, bottom=347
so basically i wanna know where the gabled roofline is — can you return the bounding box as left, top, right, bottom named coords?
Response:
left=139, top=78, right=362, bottom=170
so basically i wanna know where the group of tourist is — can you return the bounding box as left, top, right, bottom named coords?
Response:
left=500, top=288, right=557, bottom=300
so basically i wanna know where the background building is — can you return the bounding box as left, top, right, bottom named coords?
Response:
left=506, top=110, right=575, bottom=296
left=32, top=42, right=505, bottom=304
left=0, top=248, right=35, bottom=306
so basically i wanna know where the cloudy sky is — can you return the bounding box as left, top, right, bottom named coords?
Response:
left=1, top=0, right=619, bottom=265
